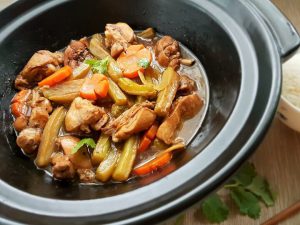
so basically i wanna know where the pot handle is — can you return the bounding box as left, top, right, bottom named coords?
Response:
left=247, top=0, right=300, bottom=59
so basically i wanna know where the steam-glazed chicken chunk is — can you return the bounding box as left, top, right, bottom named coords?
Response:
left=103, top=101, right=156, bottom=142
left=16, top=128, right=42, bottom=154
left=64, top=38, right=92, bottom=68
left=15, top=50, right=63, bottom=90
left=51, top=153, right=75, bottom=180
left=155, top=36, right=181, bottom=70
left=65, top=97, right=108, bottom=133
left=157, top=94, right=203, bottom=144
left=105, top=22, right=136, bottom=58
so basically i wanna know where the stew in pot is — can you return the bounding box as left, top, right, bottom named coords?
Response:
left=10, top=23, right=207, bottom=184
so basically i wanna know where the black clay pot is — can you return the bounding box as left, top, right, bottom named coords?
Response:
left=0, top=0, right=299, bottom=224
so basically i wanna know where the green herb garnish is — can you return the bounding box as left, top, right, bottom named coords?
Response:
left=71, top=138, right=96, bottom=154
left=200, top=162, right=275, bottom=223
left=230, top=186, right=261, bottom=219
left=85, top=57, right=109, bottom=74
left=232, top=162, right=257, bottom=186
left=201, top=194, right=229, bottom=223
left=246, top=175, right=275, bottom=207
left=138, top=58, right=150, bottom=69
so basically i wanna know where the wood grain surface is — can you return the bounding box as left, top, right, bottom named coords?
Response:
left=1, top=1, right=300, bottom=225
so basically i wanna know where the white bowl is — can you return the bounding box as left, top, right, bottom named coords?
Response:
left=278, top=96, right=300, bottom=132
left=278, top=52, right=300, bottom=132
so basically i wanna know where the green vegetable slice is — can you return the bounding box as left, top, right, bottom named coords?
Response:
left=72, top=138, right=96, bottom=154
left=201, top=194, right=229, bottom=223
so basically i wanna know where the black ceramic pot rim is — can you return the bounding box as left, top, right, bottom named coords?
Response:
left=0, top=0, right=280, bottom=224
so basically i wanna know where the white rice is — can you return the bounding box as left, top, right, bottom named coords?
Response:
left=282, top=53, right=300, bottom=108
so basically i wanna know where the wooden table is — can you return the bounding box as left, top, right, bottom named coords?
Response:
left=1, top=1, right=300, bottom=225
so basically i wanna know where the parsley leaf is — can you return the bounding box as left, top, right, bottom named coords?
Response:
left=71, top=138, right=96, bottom=154
left=232, top=162, right=256, bottom=186
left=201, top=194, right=229, bottom=223
left=230, top=187, right=261, bottom=219
left=85, top=57, right=109, bottom=74
left=246, top=175, right=275, bottom=207
left=199, top=163, right=275, bottom=223
left=138, top=58, right=150, bottom=69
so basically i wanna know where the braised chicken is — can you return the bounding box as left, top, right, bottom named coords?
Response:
left=65, top=97, right=107, bottom=133
left=157, top=93, right=203, bottom=144
left=16, top=128, right=42, bottom=154
left=105, top=23, right=136, bottom=58
left=13, top=115, right=28, bottom=132
left=155, top=36, right=181, bottom=70
left=77, top=168, right=96, bottom=183
left=51, top=153, right=75, bottom=180
left=28, top=107, right=49, bottom=129
left=30, top=90, right=53, bottom=113
left=64, top=38, right=92, bottom=69
left=103, top=101, right=156, bottom=142
left=11, top=89, right=52, bottom=131
left=178, top=75, right=196, bottom=94
left=104, top=102, right=156, bottom=142
left=15, top=50, right=63, bottom=90
left=11, top=23, right=207, bottom=184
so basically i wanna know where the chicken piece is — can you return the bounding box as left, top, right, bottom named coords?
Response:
left=56, top=136, right=93, bottom=169
left=11, top=90, right=32, bottom=118
left=64, top=38, right=91, bottom=69
left=11, top=89, right=32, bottom=104
left=178, top=75, right=196, bottom=93
left=13, top=115, right=28, bottom=132
left=155, top=36, right=181, bottom=70
left=15, top=50, right=64, bottom=90
left=105, top=23, right=136, bottom=58
left=114, top=108, right=156, bottom=142
left=103, top=101, right=156, bottom=142
left=65, top=97, right=107, bottom=133
left=157, top=93, right=203, bottom=144
left=90, top=114, right=109, bottom=131
left=77, top=168, right=95, bottom=183
left=16, top=128, right=42, bottom=154
left=31, top=90, right=53, bottom=113
left=51, top=153, right=75, bottom=180
left=28, top=107, right=49, bottom=129
left=12, top=90, right=52, bottom=132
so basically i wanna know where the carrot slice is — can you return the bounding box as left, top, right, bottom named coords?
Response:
left=124, top=63, right=145, bottom=78
left=80, top=77, right=97, bottom=100
left=80, top=74, right=109, bottom=100
left=125, top=44, right=144, bottom=55
left=92, top=74, right=109, bottom=98
left=133, top=152, right=172, bottom=176
left=135, top=47, right=152, bottom=62
left=38, top=66, right=72, bottom=87
left=138, top=136, right=152, bottom=153
left=95, top=80, right=109, bottom=98
left=145, top=122, right=159, bottom=140
left=117, top=45, right=152, bottom=79
left=138, top=122, right=159, bottom=152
